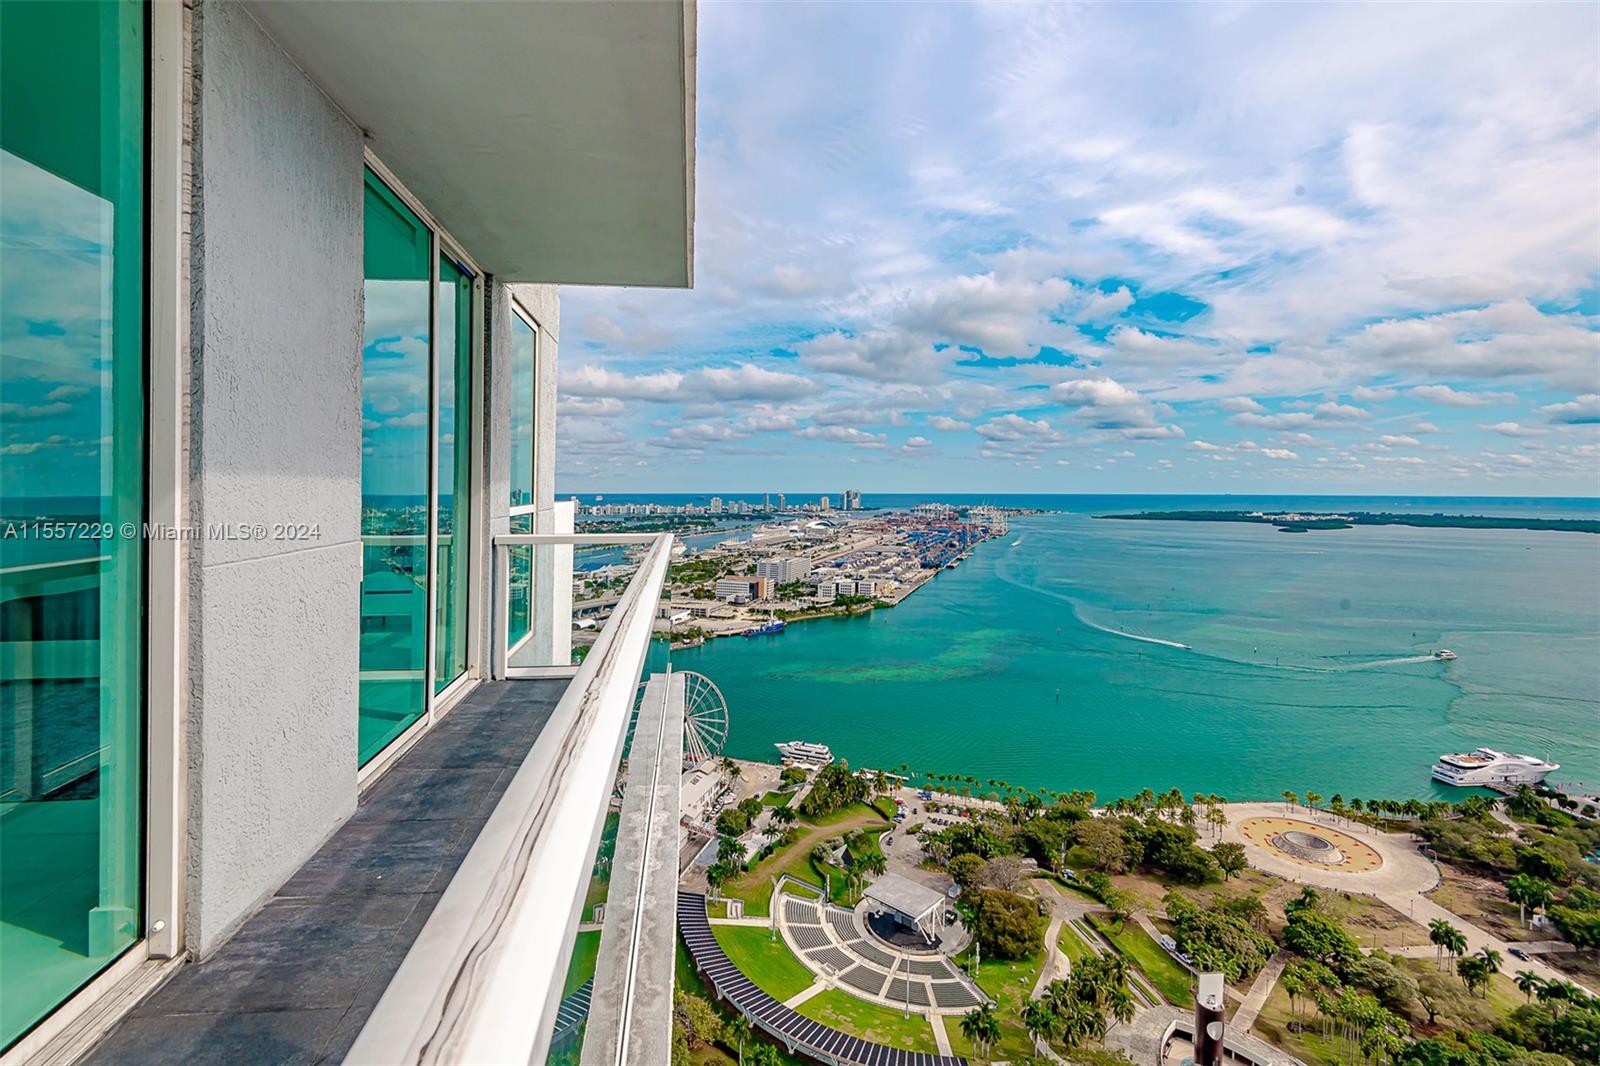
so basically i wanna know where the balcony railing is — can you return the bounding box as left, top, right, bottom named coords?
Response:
left=346, top=531, right=674, bottom=1065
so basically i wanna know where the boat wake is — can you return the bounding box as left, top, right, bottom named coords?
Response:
left=1325, top=654, right=1439, bottom=670
left=1011, top=536, right=1025, bottom=549
left=993, top=562, right=1192, bottom=651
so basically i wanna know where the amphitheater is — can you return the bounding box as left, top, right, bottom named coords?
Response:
left=777, top=889, right=987, bottom=1014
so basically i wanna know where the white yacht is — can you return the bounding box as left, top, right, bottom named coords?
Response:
left=1431, top=748, right=1558, bottom=788
left=1433, top=649, right=1457, bottom=661
left=775, top=740, right=834, bottom=766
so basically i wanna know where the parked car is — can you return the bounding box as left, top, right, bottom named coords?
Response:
left=1509, top=947, right=1529, bottom=960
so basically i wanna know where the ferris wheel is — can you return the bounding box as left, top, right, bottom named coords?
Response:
left=679, top=670, right=729, bottom=766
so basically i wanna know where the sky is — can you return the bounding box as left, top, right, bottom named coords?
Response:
left=555, top=1, right=1600, bottom=496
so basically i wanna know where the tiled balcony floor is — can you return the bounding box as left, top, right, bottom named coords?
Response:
left=83, top=679, right=568, bottom=1066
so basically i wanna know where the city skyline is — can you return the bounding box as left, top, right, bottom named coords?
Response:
left=556, top=2, right=1599, bottom=495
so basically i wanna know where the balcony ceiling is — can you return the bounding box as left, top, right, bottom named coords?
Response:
left=245, top=0, right=695, bottom=287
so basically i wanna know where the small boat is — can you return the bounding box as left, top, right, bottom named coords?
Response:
left=1434, top=649, right=1457, bottom=661
left=744, top=618, right=786, bottom=638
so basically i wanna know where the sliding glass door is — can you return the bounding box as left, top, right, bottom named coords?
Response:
left=0, top=0, right=146, bottom=1048
left=359, top=170, right=478, bottom=764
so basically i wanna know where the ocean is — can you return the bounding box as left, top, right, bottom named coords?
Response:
left=603, top=494, right=1600, bottom=803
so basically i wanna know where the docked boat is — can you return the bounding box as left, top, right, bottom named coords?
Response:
left=743, top=618, right=786, bottom=637
left=775, top=740, right=834, bottom=766
left=1431, top=748, right=1558, bottom=787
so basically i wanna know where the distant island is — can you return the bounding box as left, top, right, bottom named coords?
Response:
left=1097, top=509, right=1600, bottom=534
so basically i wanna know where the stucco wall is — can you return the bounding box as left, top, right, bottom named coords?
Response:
left=186, top=0, right=364, bottom=956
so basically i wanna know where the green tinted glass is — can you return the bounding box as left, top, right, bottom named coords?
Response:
left=359, top=172, right=431, bottom=764
left=509, top=314, right=535, bottom=508
left=0, top=0, right=145, bottom=1047
left=435, top=257, right=472, bottom=692
left=508, top=513, right=533, bottom=648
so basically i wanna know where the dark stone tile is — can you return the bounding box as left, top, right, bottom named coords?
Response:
left=397, top=713, right=544, bottom=770
left=278, top=818, right=472, bottom=898
left=83, top=1007, right=351, bottom=1066
left=349, top=766, right=505, bottom=824
left=233, top=894, right=424, bottom=943
left=136, top=938, right=391, bottom=1015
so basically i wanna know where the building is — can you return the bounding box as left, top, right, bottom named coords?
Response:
left=1, top=2, right=694, bottom=1063
left=776, top=492, right=786, bottom=510
left=843, top=489, right=863, bottom=510
left=819, top=495, right=831, bottom=510
left=709, top=496, right=724, bottom=513
left=755, top=556, right=811, bottom=583
left=714, top=577, right=771, bottom=602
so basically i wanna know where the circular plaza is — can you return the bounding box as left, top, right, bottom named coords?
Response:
left=1217, top=802, right=1439, bottom=894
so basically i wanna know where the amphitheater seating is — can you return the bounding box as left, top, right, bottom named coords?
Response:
left=677, top=892, right=969, bottom=1066
left=840, top=965, right=888, bottom=996
left=848, top=937, right=898, bottom=969
left=827, top=908, right=857, bottom=940
left=785, top=898, right=822, bottom=926
left=929, top=980, right=982, bottom=1010
left=789, top=923, right=832, bottom=952
left=808, top=945, right=855, bottom=974
left=904, top=957, right=957, bottom=978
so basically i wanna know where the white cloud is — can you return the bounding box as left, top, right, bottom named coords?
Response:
left=927, top=415, right=971, bottom=432
left=1479, top=421, right=1546, bottom=438
left=1538, top=394, right=1600, bottom=425
left=1220, top=397, right=1265, bottom=413
left=1408, top=384, right=1518, bottom=407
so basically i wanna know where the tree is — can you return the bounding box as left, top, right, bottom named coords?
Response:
left=1456, top=956, right=1489, bottom=997
left=969, top=888, right=1045, bottom=960
left=1074, top=816, right=1129, bottom=873
left=1282, top=790, right=1298, bottom=811
left=1515, top=969, right=1543, bottom=1004
left=1284, top=908, right=1359, bottom=969
left=1476, top=946, right=1501, bottom=984
left=718, top=834, right=747, bottom=870
left=1305, top=791, right=1323, bottom=813
left=1022, top=997, right=1055, bottom=1050
left=727, top=1013, right=751, bottom=1066
left=1428, top=918, right=1457, bottom=971
left=949, top=853, right=986, bottom=889
left=748, top=1043, right=780, bottom=1066
left=769, top=803, right=797, bottom=827
left=1213, top=841, right=1248, bottom=880
left=960, top=1004, right=1001, bottom=1058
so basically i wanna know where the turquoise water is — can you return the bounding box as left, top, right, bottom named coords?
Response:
left=661, top=511, right=1600, bottom=802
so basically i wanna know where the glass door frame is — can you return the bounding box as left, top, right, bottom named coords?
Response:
left=357, top=150, right=486, bottom=785
left=504, top=298, right=544, bottom=667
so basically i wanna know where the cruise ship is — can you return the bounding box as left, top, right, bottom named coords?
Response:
left=775, top=740, right=834, bottom=766
left=1431, top=748, right=1558, bottom=788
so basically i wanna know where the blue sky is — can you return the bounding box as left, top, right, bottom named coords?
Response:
left=556, top=2, right=1600, bottom=495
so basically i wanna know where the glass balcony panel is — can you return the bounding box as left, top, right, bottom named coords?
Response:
left=434, top=256, right=472, bottom=693
left=0, top=0, right=146, bottom=1047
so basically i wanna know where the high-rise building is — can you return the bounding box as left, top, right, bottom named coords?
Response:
left=1, top=4, right=695, bottom=1062
left=843, top=489, right=862, bottom=509
left=776, top=492, right=786, bottom=510
left=709, top=496, right=724, bottom=513
left=819, top=495, right=831, bottom=511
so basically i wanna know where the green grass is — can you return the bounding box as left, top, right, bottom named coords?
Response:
left=712, top=925, right=817, bottom=1002
left=1094, top=917, right=1193, bottom=1006
left=794, top=989, right=938, bottom=1054
left=779, top=879, right=821, bottom=901
left=676, top=936, right=810, bottom=1066
left=723, top=803, right=887, bottom=915
left=948, top=943, right=1047, bottom=1061
left=564, top=929, right=601, bottom=997
left=1058, top=921, right=1093, bottom=965
left=762, top=790, right=795, bottom=807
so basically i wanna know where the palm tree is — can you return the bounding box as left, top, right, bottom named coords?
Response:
left=728, top=1013, right=752, bottom=1066
left=1515, top=969, right=1542, bottom=1004
left=1282, top=789, right=1297, bottom=812
left=1022, top=998, right=1056, bottom=1051
left=1304, top=790, right=1323, bottom=815
left=1447, top=927, right=1469, bottom=973
left=749, top=1043, right=780, bottom=1066
left=1478, top=946, right=1502, bottom=983
left=960, top=1004, right=1000, bottom=1058
left=1427, top=919, right=1452, bottom=970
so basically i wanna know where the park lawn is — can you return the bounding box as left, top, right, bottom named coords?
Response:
left=806, top=801, right=893, bottom=829
left=1032, top=871, right=1102, bottom=905
left=1426, top=866, right=1542, bottom=944
left=948, top=944, right=1047, bottom=1062
left=781, top=879, right=821, bottom=901
left=1058, top=921, right=1094, bottom=965
left=564, top=929, right=601, bottom=997
left=794, top=989, right=938, bottom=1054
left=676, top=938, right=811, bottom=1066
left=1096, top=918, right=1193, bottom=1006
left=762, top=790, right=795, bottom=807
left=713, top=925, right=817, bottom=1002
left=724, top=804, right=887, bottom=915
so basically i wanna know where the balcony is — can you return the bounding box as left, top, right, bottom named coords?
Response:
left=72, top=535, right=680, bottom=1065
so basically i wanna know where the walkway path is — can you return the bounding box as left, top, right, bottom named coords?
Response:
left=782, top=982, right=827, bottom=1009
left=1233, top=952, right=1285, bottom=1031
left=1378, top=889, right=1598, bottom=995
left=930, top=1014, right=952, bottom=1057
